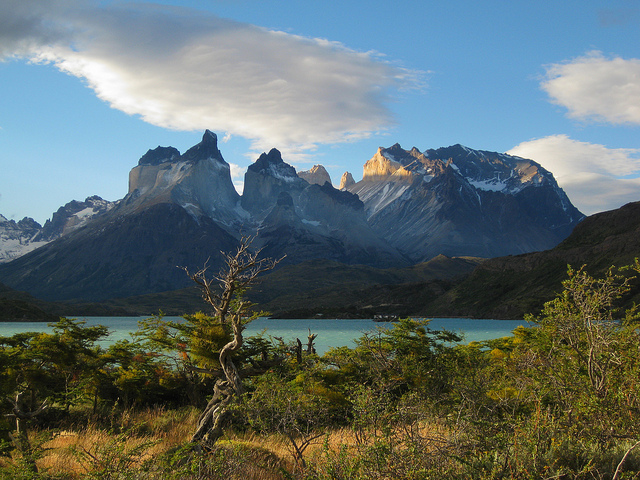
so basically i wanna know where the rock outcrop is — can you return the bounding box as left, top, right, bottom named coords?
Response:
left=339, top=172, right=355, bottom=190
left=298, top=164, right=332, bottom=186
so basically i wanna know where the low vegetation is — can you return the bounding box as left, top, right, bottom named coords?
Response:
left=1, top=256, right=640, bottom=479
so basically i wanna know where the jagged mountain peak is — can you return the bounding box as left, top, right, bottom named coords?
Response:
left=346, top=142, right=584, bottom=261
left=252, top=148, right=288, bottom=170
left=125, top=130, right=240, bottom=224
left=241, top=148, right=305, bottom=216
left=339, top=172, right=355, bottom=190
left=138, top=146, right=181, bottom=166
left=423, top=144, right=555, bottom=195
left=382, top=143, right=409, bottom=158
left=248, top=148, right=300, bottom=184
left=37, top=196, right=115, bottom=241
left=362, top=147, right=413, bottom=181
left=180, top=129, right=226, bottom=164
left=298, top=164, right=332, bottom=186
left=379, top=144, right=431, bottom=173
left=16, top=217, right=41, bottom=230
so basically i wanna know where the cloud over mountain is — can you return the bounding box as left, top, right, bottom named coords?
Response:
left=541, top=51, right=640, bottom=125
left=509, top=134, right=640, bottom=215
left=0, top=0, right=415, bottom=153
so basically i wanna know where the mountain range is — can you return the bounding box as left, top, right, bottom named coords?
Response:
left=0, top=130, right=584, bottom=305
left=253, top=200, right=640, bottom=320
left=2, top=199, right=638, bottom=321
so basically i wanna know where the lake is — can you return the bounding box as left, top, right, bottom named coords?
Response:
left=0, top=316, right=529, bottom=354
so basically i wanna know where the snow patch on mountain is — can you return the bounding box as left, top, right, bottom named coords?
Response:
left=0, top=215, right=46, bottom=263
left=349, top=180, right=412, bottom=217
left=302, top=219, right=321, bottom=227
left=269, top=163, right=297, bottom=183
left=346, top=142, right=585, bottom=261
left=469, top=179, right=510, bottom=192
left=0, top=237, right=49, bottom=263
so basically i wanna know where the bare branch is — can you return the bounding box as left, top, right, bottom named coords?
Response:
left=182, top=236, right=284, bottom=323
left=613, top=439, right=640, bottom=480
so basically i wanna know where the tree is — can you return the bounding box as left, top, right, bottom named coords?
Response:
left=243, top=373, right=331, bottom=470
left=323, top=318, right=461, bottom=400
left=0, top=318, right=110, bottom=473
left=527, top=263, right=640, bottom=403
left=183, top=236, right=283, bottom=448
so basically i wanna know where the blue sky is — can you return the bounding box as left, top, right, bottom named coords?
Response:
left=1, top=0, right=640, bottom=224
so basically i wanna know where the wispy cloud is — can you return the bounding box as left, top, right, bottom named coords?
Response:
left=509, top=134, right=640, bottom=215
left=541, top=51, right=640, bottom=125
left=0, top=1, right=418, bottom=155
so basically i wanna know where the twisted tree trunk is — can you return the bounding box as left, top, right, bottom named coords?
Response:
left=191, top=313, right=244, bottom=447
left=184, top=236, right=283, bottom=449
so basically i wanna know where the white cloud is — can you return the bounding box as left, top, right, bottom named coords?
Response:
left=541, top=51, right=640, bottom=125
left=508, top=135, right=640, bottom=215
left=1, top=1, right=416, bottom=155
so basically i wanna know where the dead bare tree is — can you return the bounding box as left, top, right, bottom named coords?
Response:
left=183, top=236, right=283, bottom=448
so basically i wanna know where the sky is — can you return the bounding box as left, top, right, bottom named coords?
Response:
left=1, top=0, right=640, bottom=224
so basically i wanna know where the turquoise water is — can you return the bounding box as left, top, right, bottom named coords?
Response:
left=0, top=316, right=528, bottom=355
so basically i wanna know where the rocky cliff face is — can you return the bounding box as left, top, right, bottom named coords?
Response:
left=125, top=130, right=242, bottom=226
left=339, top=172, right=355, bottom=190
left=244, top=149, right=406, bottom=267
left=240, top=148, right=307, bottom=219
left=346, top=143, right=584, bottom=261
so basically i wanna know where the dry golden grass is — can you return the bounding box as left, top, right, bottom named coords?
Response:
left=4, top=406, right=454, bottom=479
left=11, top=406, right=293, bottom=479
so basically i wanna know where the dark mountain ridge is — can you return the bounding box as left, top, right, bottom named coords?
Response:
left=0, top=131, right=583, bottom=304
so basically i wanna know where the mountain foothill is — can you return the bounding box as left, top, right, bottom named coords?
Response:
left=1, top=130, right=637, bottom=320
